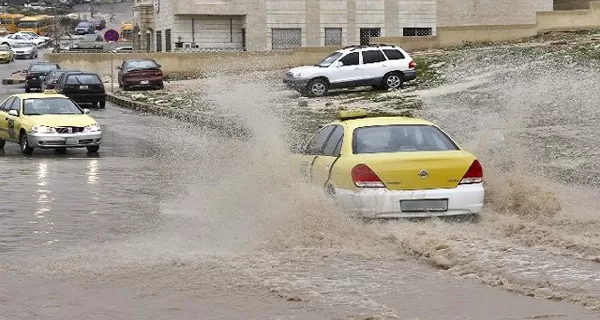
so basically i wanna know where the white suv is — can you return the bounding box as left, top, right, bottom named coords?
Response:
left=283, top=44, right=417, bottom=97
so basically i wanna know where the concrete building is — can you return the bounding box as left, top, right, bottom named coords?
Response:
left=437, top=0, right=553, bottom=27
left=133, top=0, right=437, bottom=52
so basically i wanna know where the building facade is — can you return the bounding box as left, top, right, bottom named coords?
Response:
left=437, top=0, right=553, bottom=27
left=134, top=0, right=437, bottom=52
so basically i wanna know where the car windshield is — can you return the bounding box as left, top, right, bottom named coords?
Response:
left=124, top=60, right=158, bottom=70
left=66, top=74, right=102, bottom=85
left=13, top=42, right=34, bottom=48
left=29, top=64, right=58, bottom=72
left=316, top=52, right=343, bottom=67
left=353, top=124, right=459, bottom=154
left=23, top=97, right=83, bottom=116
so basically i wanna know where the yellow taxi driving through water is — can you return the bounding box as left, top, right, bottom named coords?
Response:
left=0, top=90, right=102, bottom=155
left=299, top=109, right=484, bottom=219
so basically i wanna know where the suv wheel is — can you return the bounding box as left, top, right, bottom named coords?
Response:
left=307, top=78, right=329, bottom=97
left=383, top=72, right=403, bottom=90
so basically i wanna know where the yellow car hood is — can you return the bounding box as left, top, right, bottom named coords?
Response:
left=26, top=114, right=97, bottom=127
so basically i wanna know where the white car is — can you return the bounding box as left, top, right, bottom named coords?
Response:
left=14, top=31, right=51, bottom=43
left=0, top=34, right=29, bottom=48
left=1, top=33, right=46, bottom=48
left=283, top=44, right=417, bottom=97
left=11, top=42, right=38, bottom=59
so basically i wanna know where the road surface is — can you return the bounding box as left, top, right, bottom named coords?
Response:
left=1, top=49, right=600, bottom=319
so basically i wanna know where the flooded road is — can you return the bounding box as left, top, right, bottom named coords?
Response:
left=2, top=53, right=600, bottom=319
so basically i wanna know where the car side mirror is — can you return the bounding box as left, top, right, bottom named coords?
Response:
left=83, top=108, right=90, bottom=114
left=116, top=66, right=121, bottom=70
left=334, top=61, right=343, bottom=68
left=8, top=110, right=18, bottom=117
left=156, top=64, right=161, bottom=68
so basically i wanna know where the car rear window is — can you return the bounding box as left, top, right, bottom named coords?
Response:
left=66, top=74, right=102, bottom=85
left=29, top=64, right=59, bottom=72
left=382, top=49, right=405, bottom=60
left=125, top=60, right=159, bottom=70
left=353, top=124, right=459, bottom=154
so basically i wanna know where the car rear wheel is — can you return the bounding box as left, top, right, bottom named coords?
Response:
left=307, top=78, right=329, bottom=97
left=383, top=72, right=403, bottom=90
left=86, top=146, right=100, bottom=153
left=98, top=100, right=106, bottom=109
left=19, top=132, right=33, bottom=155
left=0, top=139, right=5, bottom=149
left=25, top=86, right=30, bottom=93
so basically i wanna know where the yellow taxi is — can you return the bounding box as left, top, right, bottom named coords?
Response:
left=0, top=90, right=102, bottom=155
left=299, top=109, right=484, bottom=219
left=0, top=44, right=13, bottom=63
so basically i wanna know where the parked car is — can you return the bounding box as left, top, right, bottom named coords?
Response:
left=2, top=33, right=46, bottom=47
left=54, top=72, right=107, bottom=109
left=117, top=59, right=164, bottom=90
left=0, top=44, right=14, bottom=63
left=297, top=109, right=484, bottom=219
left=72, top=33, right=104, bottom=50
left=25, top=62, right=61, bottom=92
left=0, top=91, right=102, bottom=155
left=283, top=44, right=417, bottom=97
left=41, top=69, right=81, bottom=91
left=0, top=33, right=29, bottom=47
left=10, top=41, right=38, bottom=59
left=14, top=31, right=52, bottom=44
left=89, top=16, right=106, bottom=30
left=74, top=21, right=95, bottom=35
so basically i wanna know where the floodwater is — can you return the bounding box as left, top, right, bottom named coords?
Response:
left=2, top=50, right=600, bottom=319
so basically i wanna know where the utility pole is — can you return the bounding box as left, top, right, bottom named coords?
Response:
left=53, top=0, right=60, bottom=52
left=90, top=0, right=94, bottom=18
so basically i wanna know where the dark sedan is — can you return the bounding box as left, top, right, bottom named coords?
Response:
left=117, top=59, right=164, bottom=90
left=25, top=62, right=61, bottom=92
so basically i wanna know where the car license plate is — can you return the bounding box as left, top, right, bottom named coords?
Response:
left=66, top=137, right=78, bottom=145
left=400, top=199, right=448, bottom=212
left=140, top=80, right=149, bottom=84
left=80, top=85, right=88, bottom=89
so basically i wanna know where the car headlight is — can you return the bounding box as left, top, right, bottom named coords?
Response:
left=31, top=125, right=56, bottom=133
left=84, top=123, right=101, bottom=132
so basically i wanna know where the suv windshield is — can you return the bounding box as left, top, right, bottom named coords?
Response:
left=353, top=125, right=459, bottom=154
left=23, top=97, right=83, bottom=116
left=317, top=52, right=343, bottom=67
left=29, top=64, right=59, bottom=72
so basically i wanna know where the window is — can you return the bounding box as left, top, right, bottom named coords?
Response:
left=1, top=97, right=15, bottom=112
left=324, top=27, right=342, bottom=46
left=156, top=30, right=162, bottom=52
left=305, top=125, right=336, bottom=155
left=165, top=29, right=172, bottom=52
left=362, top=50, right=386, bottom=64
left=359, top=28, right=380, bottom=45
left=10, top=98, right=21, bottom=113
left=403, top=28, right=433, bottom=37
left=23, top=98, right=82, bottom=116
left=29, top=64, right=59, bottom=72
left=66, top=74, right=102, bottom=85
left=352, top=125, right=459, bottom=154
left=322, top=125, right=344, bottom=156
left=339, top=52, right=359, bottom=66
left=382, top=49, right=405, bottom=60
left=272, top=28, right=301, bottom=50
left=317, top=52, right=343, bottom=67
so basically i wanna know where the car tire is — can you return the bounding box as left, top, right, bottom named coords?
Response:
left=307, top=78, right=329, bottom=98
left=98, top=100, right=106, bottom=109
left=0, top=138, right=5, bottom=149
left=383, top=72, right=403, bottom=90
left=25, top=86, right=31, bottom=93
left=19, top=131, right=33, bottom=155
left=86, top=146, right=100, bottom=153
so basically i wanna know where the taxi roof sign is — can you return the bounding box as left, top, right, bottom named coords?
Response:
left=337, top=109, right=368, bottom=121
left=43, top=89, right=57, bottom=94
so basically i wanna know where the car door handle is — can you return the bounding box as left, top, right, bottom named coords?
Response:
left=382, top=64, right=388, bottom=67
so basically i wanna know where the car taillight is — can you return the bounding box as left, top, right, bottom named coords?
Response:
left=408, top=60, right=416, bottom=69
left=351, top=164, right=385, bottom=188
left=460, top=160, right=483, bottom=184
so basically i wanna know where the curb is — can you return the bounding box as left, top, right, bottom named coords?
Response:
left=106, top=93, right=250, bottom=139
left=2, top=78, right=25, bottom=85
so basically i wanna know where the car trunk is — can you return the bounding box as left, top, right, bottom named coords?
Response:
left=123, top=68, right=162, bottom=82
left=355, top=150, right=476, bottom=190
left=62, top=82, right=105, bottom=94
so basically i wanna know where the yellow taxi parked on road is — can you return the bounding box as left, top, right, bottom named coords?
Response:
left=299, top=109, right=484, bottom=219
left=0, top=91, right=102, bottom=155
left=0, top=44, right=13, bottom=63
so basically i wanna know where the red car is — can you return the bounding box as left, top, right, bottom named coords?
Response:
left=116, top=59, right=164, bottom=90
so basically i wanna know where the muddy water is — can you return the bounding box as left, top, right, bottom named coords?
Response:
left=2, top=54, right=600, bottom=319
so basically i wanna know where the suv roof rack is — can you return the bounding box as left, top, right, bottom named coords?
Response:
left=343, top=43, right=396, bottom=51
